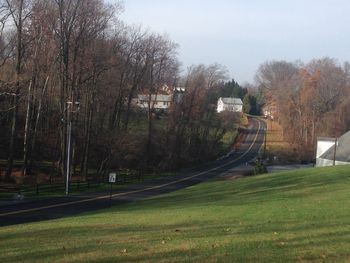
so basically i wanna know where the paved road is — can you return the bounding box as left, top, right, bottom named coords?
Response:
left=0, top=117, right=266, bottom=227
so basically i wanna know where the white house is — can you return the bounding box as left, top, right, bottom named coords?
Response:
left=316, top=131, right=350, bottom=167
left=217, top=97, right=243, bottom=113
left=132, top=94, right=172, bottom=110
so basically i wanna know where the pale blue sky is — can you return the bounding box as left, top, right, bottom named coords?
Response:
left=117, top=0, right=350, bottom=84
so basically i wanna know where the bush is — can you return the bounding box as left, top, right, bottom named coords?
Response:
left=254, top=160, right=268, bottom=175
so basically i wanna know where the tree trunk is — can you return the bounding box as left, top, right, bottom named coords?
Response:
left=22, top=80, right=33, bottom=177
left=5, top=90, right=20, bottom=180
left=81, top=104, right=93, bottom=179
left=30, top=76, right=49, bottom=168
left=5, top=0, right=24, bottom=181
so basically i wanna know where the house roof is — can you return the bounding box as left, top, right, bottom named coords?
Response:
left=138, top=94, right=172, bottom=102
left=317, top=137, right=335, bottom=142
left=220, top=97, right=243, bottom=105
left=319, top=130, right=350, bottom=162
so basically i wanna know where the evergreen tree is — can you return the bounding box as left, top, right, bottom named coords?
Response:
left=243, top=94, right=259, bottom=115
left=220, top=79, right=246, bottom=99
left=243, top=94, right=251, bottom=114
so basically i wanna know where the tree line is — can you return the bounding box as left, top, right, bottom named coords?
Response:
left=256, top=58, right=350, bottom=160
left=0, top=0, right=239, bottom=182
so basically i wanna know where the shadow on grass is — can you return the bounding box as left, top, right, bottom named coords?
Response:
left=2, top=166, right=350, bottom=262
left=2, top=219, right=350, bottom=262
left=104, top=166, right=350, bottom=213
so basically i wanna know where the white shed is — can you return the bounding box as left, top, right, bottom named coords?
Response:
left=316, top=131, right=350, bottom=167
left=217, top=97, right=243, bottom=113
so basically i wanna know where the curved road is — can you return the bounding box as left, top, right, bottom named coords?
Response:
left=0, top=117, right=266, bottom=227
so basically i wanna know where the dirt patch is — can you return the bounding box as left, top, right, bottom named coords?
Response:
left=220, top=167, right=254, bottom=180
left=221, top=174, right=244, bottom=181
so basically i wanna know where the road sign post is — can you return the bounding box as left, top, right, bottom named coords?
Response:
left=263, top=127, right=267, bottom=159
left=333, top=137, right=338, bottom=166
left=109, top=173, right=116, bottom=207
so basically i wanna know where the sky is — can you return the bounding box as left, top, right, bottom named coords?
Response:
left=116, top=0, right=350, bottom=84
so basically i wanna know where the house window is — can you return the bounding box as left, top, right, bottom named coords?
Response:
left=163, top=101, right=169, bottom=106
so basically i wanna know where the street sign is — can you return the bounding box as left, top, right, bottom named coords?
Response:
left=108, top=173, right=117, bottom=207
left=109, top=173, right=116, bottom=183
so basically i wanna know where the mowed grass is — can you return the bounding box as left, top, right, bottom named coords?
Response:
left=1, top=166, right=350, bottom=262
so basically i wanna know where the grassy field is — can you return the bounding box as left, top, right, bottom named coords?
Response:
left=220, top=129, right=238, bottom=150
left=220, top=114, right=248, bottom=154
left=1, top=166, right=350, bottom=262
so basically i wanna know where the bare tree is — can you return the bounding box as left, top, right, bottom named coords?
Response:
left=4, top=0, right=31, bottom=180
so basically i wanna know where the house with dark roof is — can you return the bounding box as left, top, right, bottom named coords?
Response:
left=217, top=97, right=243, bottom=113
left=316, top=131, right=350, bottom=167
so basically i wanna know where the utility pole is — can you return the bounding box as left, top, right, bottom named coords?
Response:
left=333, top=137, right=338, bottom=166
left=65, top=100, right=80, bottom=195
left=65, top=101, right=72, bottom=195
left=263, top=127, right=267, bottom=159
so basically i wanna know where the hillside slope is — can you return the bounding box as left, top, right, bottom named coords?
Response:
left=1, top=166, right=350, bottom=262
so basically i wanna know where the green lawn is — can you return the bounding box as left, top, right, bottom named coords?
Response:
left=221, top=129, right=238, bottom=150
left=1, top=166, right=350, bottom=262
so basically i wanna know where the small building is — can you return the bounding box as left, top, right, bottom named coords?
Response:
left=217, top=97, right=243, bottom=113
left=132, top=94, right=173, bottom=110
left=316, top=131, right=350, bottom=167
